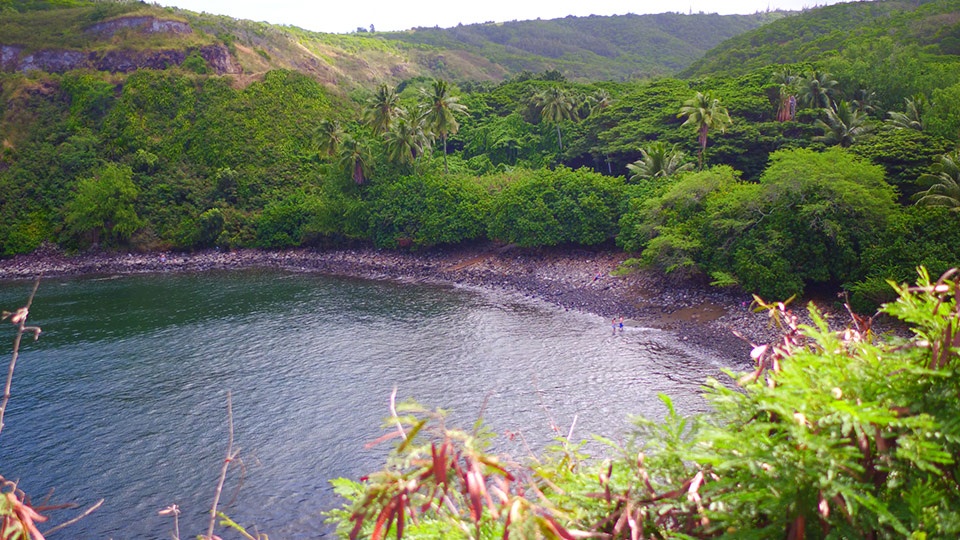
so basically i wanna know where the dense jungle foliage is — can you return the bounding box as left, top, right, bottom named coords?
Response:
left=4, top=0, right=960, bottom=309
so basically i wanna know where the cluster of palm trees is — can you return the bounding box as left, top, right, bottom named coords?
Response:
left=323, top=74, right=960, bottom=213
left=319, top=80, right=615, bottom=184
left=317, top=79, right=467, bottom=183
left=530, top=86, right=612, bottom=152
left=771, top=68, right=874, bottom=147
left=773, top=68, right=839, bottom=120
left=626, top=90, right=731, bottom=181
left=768, top=68, right=960, bottom=209
left=635, top=70, right=960, bottom=213
left=771, top=68, right=940, bottom=148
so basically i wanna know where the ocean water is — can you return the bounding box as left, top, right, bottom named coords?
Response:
left=0, top=270, right=732, bottom=538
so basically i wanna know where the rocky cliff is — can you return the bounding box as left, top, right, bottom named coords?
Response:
left=0, top=16, right=239, bottom=74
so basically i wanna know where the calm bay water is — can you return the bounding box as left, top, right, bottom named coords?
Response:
left=0, top=270, right=731, bottom=539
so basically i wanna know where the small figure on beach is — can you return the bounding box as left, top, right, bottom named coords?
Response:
left=619, top=315, right=624, bottom=330
left=612, top=318, right=617, bottom=331
left=593, top=270, right=603, bottom=282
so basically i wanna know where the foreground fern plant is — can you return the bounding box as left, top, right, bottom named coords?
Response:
left=330, top=267, right=960, bottom=539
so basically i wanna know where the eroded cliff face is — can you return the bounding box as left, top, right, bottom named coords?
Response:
left=85, top=16, right=193, bottom=37
left=0, top=16, right=239, bottom=75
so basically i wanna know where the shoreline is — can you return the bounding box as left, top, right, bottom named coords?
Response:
left=0, top=243, right=783, bottom=366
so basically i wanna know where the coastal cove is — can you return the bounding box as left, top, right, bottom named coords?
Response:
left=0, top=244, right=776, bottom=361
left=0, top=257, right=741, bottom=538
left=2, top=0, right=959, bottom=535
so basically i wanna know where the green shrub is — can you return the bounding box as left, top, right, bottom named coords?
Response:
left=619, top=149, right=897, bottom=299
left=254, top=191, right=327, bottom=248
left=173, top=207, right=226, bottom=249
left=927, top=82, right=960, bottom=142
left=254, top=189, right=367, bottom=248
left=60, top=71, right=115, bottom=123
left=713, top=148, right=897, bottom=298
left=2, top=212, right=50, bottom=255
left=616, top=165, right=740, bottom=256
left=849, top=127, right=953, bottom=200
left=63, top=162, right=141, bottom=247
left=181, top=50, right=209, bottom=75
left=367, top=173, right=487, bottom=250
left=846, top=275, right=899, bottom=315
left=849, top=205, right=960, bottom=312
left=487, top=166, right=624, bottom=247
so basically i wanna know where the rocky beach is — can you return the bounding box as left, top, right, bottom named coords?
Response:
left=0, top=242, right=820, bottom=367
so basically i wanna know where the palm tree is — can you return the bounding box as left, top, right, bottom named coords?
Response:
left=887, top=95, right=927, bottom=131
left=798, top=70, right=838, bottom=110
left=337, top=134, right=374, bottom=185
left=772, top=68, right=799, bottom=122
left=677, top=91, right=732, bottom=171
left=584, top=89, right=613, bottom=117
left=316, top=119, right=345, bottom=158
left=384, top=115, right=430, bottom=168
left=851, top=88, right=878, bottom=116
left=626, top=141, right=694, bottom=181
left=419, top=79, right=467, bottom=174
left=365, top=83, right=403, bottom=136
left=915, top=152, right=960, bottom=211
left=534, top=86, right=578, bottom=151
left=814, top=100, right=873, bottom=147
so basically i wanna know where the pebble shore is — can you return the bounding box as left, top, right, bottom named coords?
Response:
left=0, top=243, right=817, bottom=367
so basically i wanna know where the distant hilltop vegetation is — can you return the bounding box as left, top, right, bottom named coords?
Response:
left=682, top=0, right=960, bottom=78
left=0, top=0, right=783, bottom=87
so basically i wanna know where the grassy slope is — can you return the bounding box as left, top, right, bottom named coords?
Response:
left=0, top=2, right=211, bottom=51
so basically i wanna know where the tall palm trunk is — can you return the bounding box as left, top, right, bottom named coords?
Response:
left=698, top=124, right=708, bottom=170
left=442, top=134, right=448, bottom=174
left=353, top=160, right=365, bottom=184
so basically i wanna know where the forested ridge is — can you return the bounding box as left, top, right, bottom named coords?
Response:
left=376, top=11, right=783, bottom=81
left=682, top=0, right=960, bottom=77
left=4, top=0, right=960, bottom=536
left=0, top=0, right=780, bottom=85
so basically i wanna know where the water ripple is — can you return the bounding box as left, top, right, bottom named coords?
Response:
left=0, top=271, right=733, bottom=538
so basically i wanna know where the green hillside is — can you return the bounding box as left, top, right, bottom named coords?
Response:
left=377, top=11, right=784, bottom=81
left=683, top=0, right=960, bottom=77
left=0, top=0, right=783, bottom=87
left=0, top=0, right=959, bottom=302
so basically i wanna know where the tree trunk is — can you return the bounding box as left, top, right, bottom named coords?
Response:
left=698, top=124, right=708, bottom=170
left=442, top=135, right=449, bottom=174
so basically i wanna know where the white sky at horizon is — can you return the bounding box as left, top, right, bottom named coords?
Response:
left=153, top=0, right=851, bottom=34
